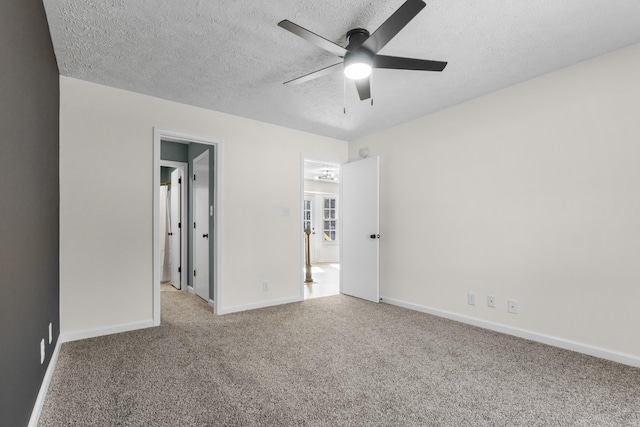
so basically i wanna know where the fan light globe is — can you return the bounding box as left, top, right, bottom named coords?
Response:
left=344, top=62, right=372, bottom=80
left=344, top=51, right=372, bottom=80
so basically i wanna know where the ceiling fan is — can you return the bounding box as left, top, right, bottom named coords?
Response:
left=278, top=0, right=447, bottom=102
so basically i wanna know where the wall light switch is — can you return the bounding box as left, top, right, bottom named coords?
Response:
left=467, top=292, right=477, bottom=306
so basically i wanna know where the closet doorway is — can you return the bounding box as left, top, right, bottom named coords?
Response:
left=160, top=161, right=186, bottom=291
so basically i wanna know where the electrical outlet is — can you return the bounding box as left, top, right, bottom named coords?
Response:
left=40, top=339, right=45, bottom=364
left=487, top=295, right=496, bottom=308
left=262, top=281, right=269, bottom=291
left=467, top=292, right=477, bottom=306
left=49, top=322, right=53, bottom=344
left=508, top=299, right=518, bottom=314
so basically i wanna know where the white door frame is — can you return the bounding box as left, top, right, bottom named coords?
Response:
left=160, top=160, right=187, bottom=291
left=153, top=129, right=224, bottom=325
left=300, top=155, right=342, bottom=299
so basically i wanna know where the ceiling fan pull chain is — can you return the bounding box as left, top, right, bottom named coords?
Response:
left=371, top=72, right=374, bottom=106
left=343, top=75, right=347, bottom=114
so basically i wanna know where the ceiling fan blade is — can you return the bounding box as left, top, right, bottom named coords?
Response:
left=361, top=0, right=426, bottom=55
left=373, top=55, right=447, bottom=71
left=278, top=20, right=347, bottom=57
left=283, top=62, right=343, bottom=86
left=354, top=77, right=371, bottom=101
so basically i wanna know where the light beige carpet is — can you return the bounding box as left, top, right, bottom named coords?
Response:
left=39, top=291, right=640, bottom=426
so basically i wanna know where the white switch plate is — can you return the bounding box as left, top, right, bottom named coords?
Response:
left=467, top=292, right=477, bottom=306
left=508, top=299, right=518, bottom=314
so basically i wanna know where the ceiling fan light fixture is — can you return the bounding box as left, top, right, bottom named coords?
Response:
left=315, top=170, right=336, bottom=181
left=344, top=52, right=372, bottom=80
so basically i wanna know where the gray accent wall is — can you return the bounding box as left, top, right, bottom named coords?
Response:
left=0, top=0, right=60, bottom=426
left=160, top=166, right=176, bottom=183
left=161, top=140, right=188, bottom=162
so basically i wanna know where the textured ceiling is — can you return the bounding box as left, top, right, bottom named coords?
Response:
left=43, top=0, right=640, bottom=141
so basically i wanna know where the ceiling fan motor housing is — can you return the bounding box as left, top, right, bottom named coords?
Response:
left=346, top=28, right=371, bottom=51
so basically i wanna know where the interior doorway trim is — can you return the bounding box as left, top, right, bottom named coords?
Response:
left=153, top=128, right=224, bottom=325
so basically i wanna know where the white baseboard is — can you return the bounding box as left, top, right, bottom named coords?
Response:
left=381, top=296, right=640, bottom=368
left=59, top=319, right=155, bottom=343
left=28, top=339, right=62, bottom=427
left=217, top=295, right=303, bottom=315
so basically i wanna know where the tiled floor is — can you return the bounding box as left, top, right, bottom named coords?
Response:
left=304, top=263, right=340, bottom=300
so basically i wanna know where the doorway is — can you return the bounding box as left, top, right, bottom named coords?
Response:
left=153, top=129, right=222, bottom=325
left=160, top=161, right=187, bottom=292
left=302, top=158, right=341, bottom=299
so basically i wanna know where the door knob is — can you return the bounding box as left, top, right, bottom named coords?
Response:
left=202, top=233, right=209, bottom=238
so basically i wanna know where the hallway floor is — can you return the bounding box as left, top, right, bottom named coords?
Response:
left=304, top=263, right=339, bottom=299
left=161, top=282, right=179, bottom=292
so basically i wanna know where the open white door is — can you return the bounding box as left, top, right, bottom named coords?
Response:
left=194, top=151, right=210, bottom=301
left=341, top=156, right=379, bottom=303
left=170, top=168, right=182, bottom=289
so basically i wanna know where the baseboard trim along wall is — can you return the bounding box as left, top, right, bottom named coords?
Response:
left=60, top=319, right=155, bottom=343
left=217, top=296, right=303, bottom=315
left=28, top=339, right=62, bottom=427
left=29, top=318, right=155, bottom=425
left=381, top=296, right=640, bottom=369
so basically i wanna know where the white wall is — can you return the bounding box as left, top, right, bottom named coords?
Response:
left=60, top=77, right=347, bottom=337
left=349, top=42, right=640, bottom=361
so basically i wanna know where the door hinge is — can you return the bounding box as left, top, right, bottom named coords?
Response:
left=178, top=222, right=181, bottom=229
left=178, top=267, right=181, bottom=273
left=194, top=270, right=196, bottom=277
left=194, top=222, right=196, bottom=228
left=193, top=174, right=196, bottom=181
left=178, top=178, right=182, bottom=184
